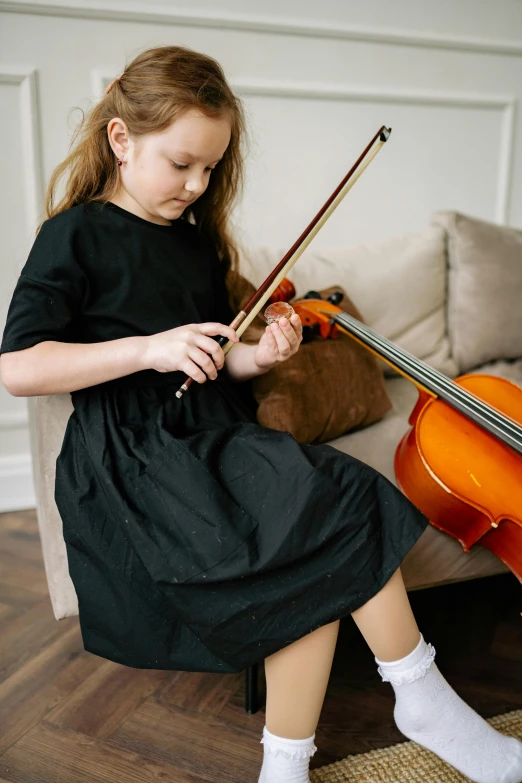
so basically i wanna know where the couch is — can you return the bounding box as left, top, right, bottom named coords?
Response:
left=28, top=210, right=522, bottom=628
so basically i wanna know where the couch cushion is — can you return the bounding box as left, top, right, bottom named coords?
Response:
left=325, top=376, right=510, bottom=590
left=239, top=226, right=458, bottom=379
left=431, top=211, right=522, bottom=373
left=27, top=393, right=78, bottom=620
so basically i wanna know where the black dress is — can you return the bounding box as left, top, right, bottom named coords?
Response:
left=0, top=201, right=429, bottom=673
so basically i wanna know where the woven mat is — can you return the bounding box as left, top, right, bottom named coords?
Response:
left=310, top=709, right=522, bottom=782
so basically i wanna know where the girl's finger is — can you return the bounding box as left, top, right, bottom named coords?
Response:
left=270, top=321, right=292, bottom=354
left=276, top=317, right=300, bottom=346
left=195, top=335, right=227, bottom=368
left=290, top=313, right=303, bottom=334
left=181, top=356, right=209, bottom=384
left=200, top=322, right=239, bottom=343
left=265, top=325, right=277, bottom=344
left=189, top=347, right=219, bottom=380
left=263, top=326, right=280, bottom=355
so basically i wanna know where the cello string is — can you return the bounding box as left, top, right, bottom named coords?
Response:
left=345, top=318, right=522, bottom=442
left=342, top=316, right=522, bottom=444
left=366, top=335, right=522, bottom=445
left=333, top=312, right=522, bottom=446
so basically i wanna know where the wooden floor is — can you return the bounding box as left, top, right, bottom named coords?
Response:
left=0, top=508, right=521, bottom=782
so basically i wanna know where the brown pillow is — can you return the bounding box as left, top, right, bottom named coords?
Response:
left=228, top=274, right=392, bottom=444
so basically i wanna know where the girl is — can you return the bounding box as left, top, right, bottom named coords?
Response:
left=0, top=45, right=520, bottom=783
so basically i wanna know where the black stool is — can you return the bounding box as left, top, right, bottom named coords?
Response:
left=245, top=662, right=260, bottom=713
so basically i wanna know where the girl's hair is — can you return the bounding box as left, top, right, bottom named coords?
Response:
left=42, top=44, right=250, bottom=294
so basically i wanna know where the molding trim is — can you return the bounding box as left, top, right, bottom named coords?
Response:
left=231, top=78, right=516, bottom=109
left=93, top=71, right=517, bottom=224
left=497, top=100, right=517, bottom=225
left=2, top=1, right=522, bottom=57
left=233, top=79, right=516, bottom=224
left=0, top=66, right=43, bottom=234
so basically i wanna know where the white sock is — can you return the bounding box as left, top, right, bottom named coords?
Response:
left=375, top=632, right=522, bottom=783
left=258, top=724, right=317, bottom=783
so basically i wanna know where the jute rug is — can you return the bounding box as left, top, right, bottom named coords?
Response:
left=310, top=709, right=522, bottom=782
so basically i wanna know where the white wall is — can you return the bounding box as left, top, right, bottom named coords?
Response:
left=1, top=0, right=522, bottom=510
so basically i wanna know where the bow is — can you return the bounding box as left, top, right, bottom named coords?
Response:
left=176, top=125, right=392, bottom=399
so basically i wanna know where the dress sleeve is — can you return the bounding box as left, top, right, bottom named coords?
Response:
left=0, top=216, right=87, bottom=355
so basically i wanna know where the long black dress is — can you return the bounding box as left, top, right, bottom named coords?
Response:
left=0, top=201, right=429, bottom=673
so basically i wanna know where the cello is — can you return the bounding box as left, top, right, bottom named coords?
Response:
left=267, top=279, right=522, bottom=585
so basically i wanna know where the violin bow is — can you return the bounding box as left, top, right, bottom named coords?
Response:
left=175, top=125, right=392, bottom=399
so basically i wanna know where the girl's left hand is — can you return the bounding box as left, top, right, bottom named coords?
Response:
left=254, top=312, right=303, bottom=370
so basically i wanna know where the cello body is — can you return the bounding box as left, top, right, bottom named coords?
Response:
left=394, top=374, right=522, bottom=583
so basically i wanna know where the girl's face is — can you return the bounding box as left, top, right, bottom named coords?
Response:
left=108, top=109, right=232, bottom=226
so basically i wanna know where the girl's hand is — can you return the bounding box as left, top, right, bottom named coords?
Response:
left=142, top=322, right=239, bottom=382
left=254, top=313, right=303, bottom=370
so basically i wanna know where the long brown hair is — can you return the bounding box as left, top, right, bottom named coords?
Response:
left=42, top=44, right=250, bottom=294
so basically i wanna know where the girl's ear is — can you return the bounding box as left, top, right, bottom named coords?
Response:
left=107, top=117, right=131, bottom=160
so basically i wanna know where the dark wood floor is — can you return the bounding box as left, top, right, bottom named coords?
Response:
left=0, top=508, right=521, bottom=782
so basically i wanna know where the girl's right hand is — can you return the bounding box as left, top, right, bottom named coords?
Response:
left=141, top=322, right=240, bottom=382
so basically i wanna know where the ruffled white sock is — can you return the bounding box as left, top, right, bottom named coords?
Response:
left=258, top=724, right=317, bottom=783
left=375, top=632, right=522, bottom=783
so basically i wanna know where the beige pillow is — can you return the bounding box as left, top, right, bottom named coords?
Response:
left=431, top=211, right=522, bottom=372
left=238, top=226, right=458, bottom=379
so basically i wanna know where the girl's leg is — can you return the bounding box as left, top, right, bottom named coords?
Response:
left=264, top=618, right=340, bottom=738
left=351, top=566, right=522, bottom=783
left=258, top=620, right=339, bottom=782
left=350, top=564, right=421, bottom=660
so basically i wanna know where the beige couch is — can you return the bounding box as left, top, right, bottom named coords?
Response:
left=28, top=210, right=522, bottom=622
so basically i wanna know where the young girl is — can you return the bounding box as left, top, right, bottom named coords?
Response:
left=0, top=45, right=520, bottom=783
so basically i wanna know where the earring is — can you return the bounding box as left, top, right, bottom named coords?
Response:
left=117, top=159, right=123, bottom=166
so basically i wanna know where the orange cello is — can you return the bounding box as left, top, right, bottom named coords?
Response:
left=267, top=279, right=522, bottom=584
